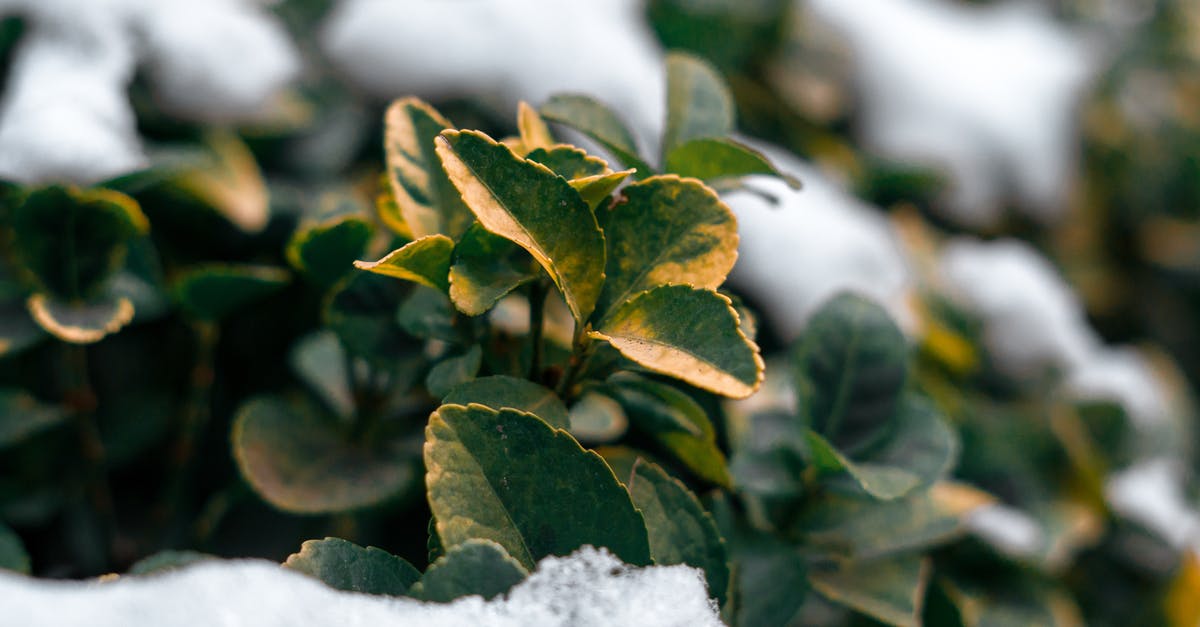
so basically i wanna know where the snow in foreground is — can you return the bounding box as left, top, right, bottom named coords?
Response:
left=2, top=547, right=721, bottom=627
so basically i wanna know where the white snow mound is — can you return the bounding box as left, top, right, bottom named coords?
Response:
left=1, top=546, right=722, bottom=627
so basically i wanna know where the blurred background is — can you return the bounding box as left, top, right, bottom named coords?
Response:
left=0, top=0, right=1198, bottom=623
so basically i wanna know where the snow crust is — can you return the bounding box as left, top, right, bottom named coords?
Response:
left=724, top=141, right=916, bottom=340
left=320, top=0, right=665, bottom=146
left=0, top=0, right=298, bottom=184
left=1, top=546, right=721, bottom=627
left=804, top=0, right=1097, bottom=226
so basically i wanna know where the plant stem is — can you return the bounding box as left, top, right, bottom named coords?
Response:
left=62, top=342, right=115, bottom=569
left=555, top=325, right=595, bottom=399
left=161, top=321, right=218, bottom=543
left=527, top=281, right=548, bottom=382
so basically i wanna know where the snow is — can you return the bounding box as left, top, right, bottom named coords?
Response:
left=320, top=0, right=665, bottom=147
left=724, top=141, right=917, bottom=340
left=1106, top=458, right=1200, bottom=552
left=0, top=0, right=299, bottom=184
left=938, top=237, right=1098, bottom=380
left=803, top=0, right=1097, bottom=227
left=1, top=546, right=721, bottom=627
left=1064, top=346, right=1172, bottom=429
left=965, top=503, right=1046, bottom=558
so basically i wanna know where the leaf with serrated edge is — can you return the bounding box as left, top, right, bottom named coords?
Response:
left=590, top=286, right=762, bottom=399
left=287, top=215, right=373, bottom=287
left=629, top=459, right=730, bottom=603
left=572, top=169, right=635, bottom=210
left=541, top=94, right=654, bottom=176
left=444, top=375, right=569, bottom=430
left=596, top=175, right=737, bottom=318
left=410, top=538, right=529, bottom=602
left=809, top=554, right=930, bottom=627
left=384, top=98, right=472, bottom=239
left=354, top=234, right=453, bottom=292
left=27, top=294, right=134, bottom=345
left=526, top=145, right=609, bottom=180
left=284, top=537, right=420, bottom=596
left=517, top=102, right=555, bottom=153
left=425, top=403, right=651, bottom=570
left=233, top=396, right=418, bottom=514
left=663, top=52, right=734, bottom=157
left=664, top=138, right=801, bottom=189
left=448, top=223, right=537, bottom=316
left=436, top=130, right=605, bottom=323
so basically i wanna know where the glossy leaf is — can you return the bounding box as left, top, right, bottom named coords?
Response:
left=607, top=372, right=731, bottom=487
left=628, top=459, right=729, bottom=603
left=526, top=145, right=609, bottom=180
left=410, top=538, right=528, bottom=602
left=9, top=186, right=148, bottom=301
left=436, top=130, right=605, bottom=323
left=354, top=234, right=454, bottom=292
left=589, top=285, right=762, bottom=399
left=232, top=396, right=419, bottom=514
left=596, top=175, right=737, bottom=318
left=809, top=554, right=930, bottom=627
left=425, top=345, right=482, bottom=398
left=794, top=292, right=910, bottom=456
left=286, top=215, right=373, bottom=288
left=664, top=138, right=800, bottom=188
left=425, top=403, right=652, bottom=570
left=173, top=264, right=290, bottom=321
left=26, top=294, right=134, bottom=345
left=383, top=97, right=472, bottom=239
left=0, top=522, right=29, bottom=574
left=540, top=94, right=653, bottom=176
left=448, top=223, right=537, bottom=316
left=443, top=375, right=569, bottom=430
left=0, top=389, right=67, bottom=448
left=517, top=102, right=555, bottom=153
left=663, top=52, right=734, bottom=157
left=284, top=537, right=420, bottom=596
left=568, top=392, right=630, bottom=444
left=805, top=430, right=919, bottom=500
left=396, top=286, right=460, bottom=343
left=571, top=169, right=635, bottom=210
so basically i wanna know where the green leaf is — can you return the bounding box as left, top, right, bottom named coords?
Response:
left=232, top=396, right=419, bottom=514
left=526, top=145, right=610, bottom=180
left=568, top=392, right=629, bottom=444
left=448, top=223, right=537, bottom=316
left=941, top=579, right=1083, bottom=627
left=571, top=169, right=635, bottom=210
left=607, top=372, right=731, bottom=487
left=794, top=292, right=910, bottom=456
left=284, top=537, right=420, bottom=596
left=289, top=331, right=353, bottom=420
left=173, top=264, right=290, bottom=321
left=425, top=345, right=482, bottom=398
left=396, top=285, right=460, bottom=343
left=589, top=285, right=762, bottom=399
left=517, top=101, right=555, bottom=153
left=384, top=97, right=473, bottom=239
left=425, top=403, right=652, bottom=570
left=26, top=293, right=135, bottom=345
left=287, top=215, right=373, bottom=288
left=809, top=554, right=930, bottom=627
left=354, top=234, right=454, bottom=292
left=797, top=482, right=987, bottom=561
left=128, top=550, right=215, bottom=575
left=0, top=389, right=67, bottom=448
left=0, top=302, right=44, bottom=357
left=435, top=130, right=606, bottom=323
left=664, top=138, right=800, bottom=188
left=804, top=430, right=919, bottom=500
left=734, top=538, right=809, bottom=627
left=663, top=52, right=734, bottom=157
left=8, top=186, right=148, bottom=301
left=540, top=94, right=653, bottom=176
left=596, top=175, right=737, bottom=319
left=0, top=522, right=29, bottom=574
left=444, top=375, right=569, bottom=430
left=628, top=459, right=730, bottom=604
left=410, top=538, right=529, bottom=602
